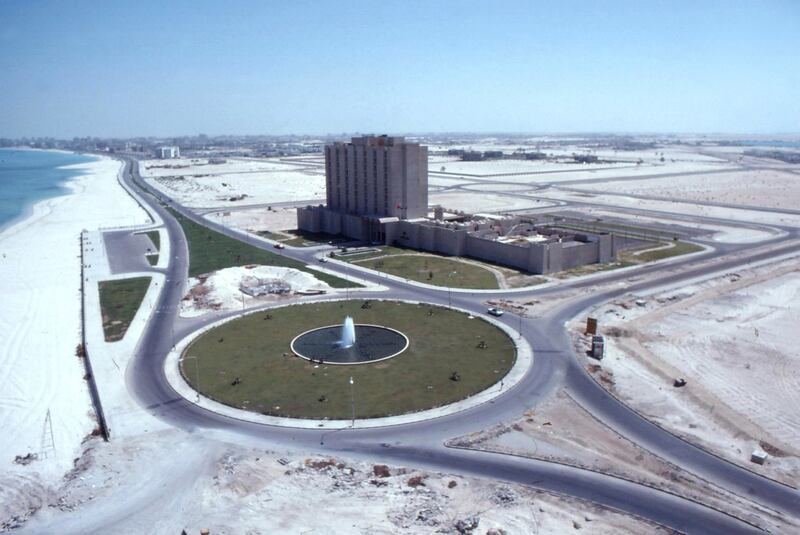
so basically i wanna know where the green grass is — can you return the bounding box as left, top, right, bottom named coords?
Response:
left=182, top=300, right=516, bottom=419
left=340, top=247, right=500, bottom=289
left=145, top=230, right=160, bottom=251
left=167, top=208, right=359, bottom=288
left=543, top=221, right=676, bottom=242
left=555, top=240, right=703, bottom=279
left=98, top=277, right=151, bottom=342
left=553, top=261, right=633, bottom=279
left=354, top=254, right=499, bottom=289
left=146, top=254, right=159, bottom=266
left=336, top=246, right=408, bottom=262
left=282, top=229, right=350, bottom=247
left=620, top=240, right=704, bottom=263
left=255, top=230, right=283, bottom=240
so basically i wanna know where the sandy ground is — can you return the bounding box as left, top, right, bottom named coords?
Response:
left=9, top=430, right=667, bottom=534
left=536, top=189, right=800, bottom=227
left=451, top=390, right=796, bottom=533
left=141, top=157, right=325, bottom=208
left=434, top=160, right=735, bottom=185
left=577, top=258, right=800, bottom=486
left=561, top=206, right=778, bottom=244
left=204, top=206, right=300, bottom=233
left=429, top=191, right=558, bottom=213
left=180, top=265, right=332, bottom=317
left=146, top=171, right=325, bottom=208
left=140, top=157, right=307, bottom=177
left=431, top=158, right=635, bottom=176
left=0, top=157, right=150, bottom=511
left=570, top=168, right=800, bottom=210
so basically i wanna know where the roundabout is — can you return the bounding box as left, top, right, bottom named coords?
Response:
left=171, top=299, right=531, bottom=425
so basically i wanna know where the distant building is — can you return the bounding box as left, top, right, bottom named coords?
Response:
left=156, top=146, right=180, bottom=159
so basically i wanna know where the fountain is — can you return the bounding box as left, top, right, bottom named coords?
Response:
left=339, top=316, right=356, bottom=348
left=291, top=315, right=409, bottom=365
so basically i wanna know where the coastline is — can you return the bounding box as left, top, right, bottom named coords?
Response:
left=0, top=153, right=150, bottom=487
left=0, top=149, right=93, bottom=236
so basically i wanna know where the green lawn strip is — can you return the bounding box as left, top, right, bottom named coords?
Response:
left=336, top=245, right=410, bottom=262
left=98, top=277, right=152, bottom=342
left=353, top=254, right=499, bottom=289
left=167, top=208, right=359, bottom=288
left=283, top=229, right=350, bottom=247
left=621, top=240, right=704, bottom=263
left=146, top=254, right=159, bottom=266
left=145, top=230, right=161, bottom=251
left=544, top=221, right=676, bottom=242
left=553, top=261, right=633, bottom=279
left=505, top=274, right=548, bottom=288
left=183, top=300, right=516, bottom=419
left=255, top=230, right=283, bottom=240
left=555, top=240, right=702, bottom=279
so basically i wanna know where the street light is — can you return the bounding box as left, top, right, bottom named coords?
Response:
left=447, top=271, right=458, bottom=309
left=349, top=376, right=355, bottom=427
left=180, top=355, right=200, bottom=403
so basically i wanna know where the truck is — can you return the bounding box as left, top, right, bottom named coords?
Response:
left=591, top=335, right=605, bottom=360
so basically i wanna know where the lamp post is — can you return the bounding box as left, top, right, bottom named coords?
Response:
left=180, top=355, right=200, bottom=403
left=349, top=376, right=355, bottom=427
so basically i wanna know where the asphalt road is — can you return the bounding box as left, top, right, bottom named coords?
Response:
left=115, top=157, right=799, bottom=533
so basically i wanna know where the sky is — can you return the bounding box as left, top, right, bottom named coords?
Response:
left=1, top=0, right=799, bottom=138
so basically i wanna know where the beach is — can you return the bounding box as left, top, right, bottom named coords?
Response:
left=0, top=154, right=150, bottom=505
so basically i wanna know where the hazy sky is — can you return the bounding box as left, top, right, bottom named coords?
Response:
left=1, top=0, right=798, bottom=138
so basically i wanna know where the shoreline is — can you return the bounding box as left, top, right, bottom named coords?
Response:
left=0, top=149, right=95, bottom=237
left=0, top=152, right=151, bottom=485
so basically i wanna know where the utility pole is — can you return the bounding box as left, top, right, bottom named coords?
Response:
left=349, top=376, right=355, bottom=427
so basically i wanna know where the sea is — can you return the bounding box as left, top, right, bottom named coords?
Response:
left=0, top=148, right=96, bottom=232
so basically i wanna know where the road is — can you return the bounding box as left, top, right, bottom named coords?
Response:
left=114, top=157, right=799, bottom=533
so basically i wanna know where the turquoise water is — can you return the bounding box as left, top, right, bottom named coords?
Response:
left=0, top=149, right=96, bottom=232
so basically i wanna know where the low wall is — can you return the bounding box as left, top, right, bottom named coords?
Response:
left=298, top=207, right=617, bottom=274
left=79, top=232, right=110, bottom=441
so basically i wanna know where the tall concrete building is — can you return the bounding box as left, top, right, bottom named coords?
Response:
left=325, top=135, right=427, bottom=219
left=298, top=135, right=428, bottom=242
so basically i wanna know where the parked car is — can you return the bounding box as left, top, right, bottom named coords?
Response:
left=487, top=307, right=504, bottom=317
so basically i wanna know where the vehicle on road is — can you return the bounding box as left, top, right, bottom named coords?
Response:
left=487, top=307, right=504, bottom=317
left=273, top=243, right=285, bottom=249
left=318, top=257, right=328, bottom=263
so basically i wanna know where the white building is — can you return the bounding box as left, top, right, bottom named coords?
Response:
left=156, top=146, right=180, bottom=159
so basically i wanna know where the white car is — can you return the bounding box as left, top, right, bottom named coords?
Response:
left=487, top=307, right=504, bottom=317
left=318, top=257, right=328, bottom=263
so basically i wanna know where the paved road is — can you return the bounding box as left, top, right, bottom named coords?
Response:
left=116, top=157, right=799, bottom=533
